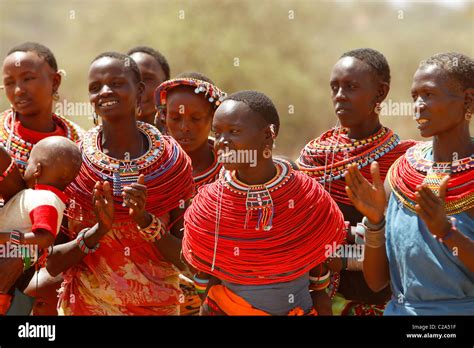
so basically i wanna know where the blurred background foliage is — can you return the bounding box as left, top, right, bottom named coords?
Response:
left=1, top=0, right=472, bottom=158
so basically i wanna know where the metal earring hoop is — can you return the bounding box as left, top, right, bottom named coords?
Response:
left=53, top=91, right=60, bottom=101
left=374, top=103, right=382, bottom=115
left=263, top=146, right=272, bottom=159
left=465, top=109, right=472, bottom=121
left=93, top=111, right=99, bottom=126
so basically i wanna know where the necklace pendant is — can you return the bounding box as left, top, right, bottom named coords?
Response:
left=246, top=187, right=274, bottom=231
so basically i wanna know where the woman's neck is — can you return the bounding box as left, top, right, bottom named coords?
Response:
left=188, top=141, right=214, bottom=176
left=16, top=108, right=56, bottom=133
left=101, top=118, right=145, bottom=159
left=139, top=112, right=156, bottom=126
left=236, top=158, right=276, bottom=185
left=432, top=123, right=473, bottom=162
left=347, top=115, right=382, bottom=140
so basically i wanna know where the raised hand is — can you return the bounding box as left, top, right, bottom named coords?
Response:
left=93, top=180, right=114, bottom=232
left=344, top=162, right=386, bottom=225
left=122, top=174, right=149, bottom=227
left=414, top=175, right=451, bottom=238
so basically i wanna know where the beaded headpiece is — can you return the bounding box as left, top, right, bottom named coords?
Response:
left=154, top=78, right=226, bottom=123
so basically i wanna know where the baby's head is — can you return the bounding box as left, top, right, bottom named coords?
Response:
left=24, top=136, right=82, bottom=191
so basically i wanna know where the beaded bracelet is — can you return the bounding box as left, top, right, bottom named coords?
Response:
left=76, top=228, right=100, bottom=254
left=137, top=214, right=166, bottom=242
left=309, top=270, right=331, bottom=291
left=193, top=274, right=210, bottom=294
left=9, top=231, right=21, bottom=246
left=438, top=217, right=457, bottom=244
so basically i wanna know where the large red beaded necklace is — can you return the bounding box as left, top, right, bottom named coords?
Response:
left=389, top=141, right=474, bottom=215
left=0, top=109, right=82, bottom=172
left=298, top=126, right=409, bottom=204
left=193, top=138, right=223, bottom=191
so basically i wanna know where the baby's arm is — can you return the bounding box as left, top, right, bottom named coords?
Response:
left=23, top=190, right=65, bottom=249
left=0, top=230, right=53, bottom=249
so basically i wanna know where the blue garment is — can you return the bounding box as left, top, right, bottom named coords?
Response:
left=384, top=194, right=474, bottom=315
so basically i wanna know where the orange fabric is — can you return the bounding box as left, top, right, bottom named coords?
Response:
left=206, top=285, right=269, bottom=316
left=0, top=294, right=12, bottom=315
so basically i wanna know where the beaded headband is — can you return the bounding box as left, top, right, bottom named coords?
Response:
left=154, top=78, right=226, bottom=122
left=0, top=157, right=16, bottom=182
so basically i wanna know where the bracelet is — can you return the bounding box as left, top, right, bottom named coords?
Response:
left=309, top=270, right=331, bottom=291
left=137, top=214, right=166, bottom=242
left=362, top=216, right=385, bottom=231
left=9, top=231, right=21, bottom=246
left=346, top=256, right=363, bottom=271
left=76, top=228, right=100, bottom=254
left=193, top=274, right=210, bottom=294
left=364, top=227, right=386, bottom=249
left=438, top=217, right=457, bottom=244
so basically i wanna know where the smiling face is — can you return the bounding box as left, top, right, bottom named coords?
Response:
left=411, top=64, right=466, bottom=138
left=329, top=56, right=383, bottom=128
left=166, top=86, right=214, bottom=153
left=88, top=57, right=142, bottom=122
left=212, top=100, right=268, bottom=171
left=2, top=51, right=59, bottom=116
left=129, top=52, right=166, bottom=120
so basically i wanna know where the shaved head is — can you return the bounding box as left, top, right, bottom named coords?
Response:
left=26, top=136, right=82, bottom=190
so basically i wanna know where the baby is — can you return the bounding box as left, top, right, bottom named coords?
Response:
left=0, top=136, right=81, bottom=314
left=0, top=136, right=82, bottom=248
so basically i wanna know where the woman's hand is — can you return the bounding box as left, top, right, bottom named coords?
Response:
left=414, top=176, right=451, bottom=238
left=93, top=180, right=114, bottom=232
left=122, top=174, right=150, bottom=228
left=345, top=162, right=386, bottom=225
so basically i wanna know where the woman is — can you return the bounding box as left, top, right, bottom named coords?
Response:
left=346, top=52, right=473, bottom=315
left=297, top=48, right=416, bottom=315
left=183, top=90, right=346, bottom=315
left=46, top=52, right=194, bottom=315
left=1, top=42, right=82, bottom=172
left=155, top=72, right=225, bottom=193
left=1, top=42, right=83, bottom=315
left=128, top=46, right=170, bottom=131
left=154, top=72, right=226, bottom=315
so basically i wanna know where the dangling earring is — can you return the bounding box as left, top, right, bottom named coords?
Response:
left=53, top=91, right=60, bottom=101
left=374, top=103, right=382, bottom=115
left=263, top=145, right=272, bottom=159
left=136, top=102, right=142, bottom=119
left=92, top=111, right=99, bottom=126
left=465, top=109, right=472, bottom=121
